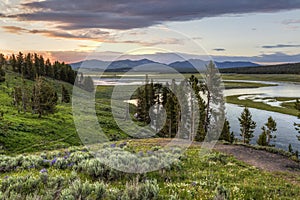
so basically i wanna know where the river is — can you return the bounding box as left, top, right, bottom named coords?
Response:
left=94, top=77, right=300, bottom=152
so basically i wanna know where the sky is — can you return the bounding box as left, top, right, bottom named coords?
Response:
left=0, top=0, right=300, bottom=64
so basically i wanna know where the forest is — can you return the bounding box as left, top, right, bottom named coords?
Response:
left=220, top=62, right=300, bottom=74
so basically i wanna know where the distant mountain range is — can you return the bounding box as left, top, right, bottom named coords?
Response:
left=70, top=58, right=260, bottom=73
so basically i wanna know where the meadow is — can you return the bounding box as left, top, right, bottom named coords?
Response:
left=1, top=139, right=300, bottom=199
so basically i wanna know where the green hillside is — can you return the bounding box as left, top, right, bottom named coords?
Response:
left=0, top=71, right=81, bottom=154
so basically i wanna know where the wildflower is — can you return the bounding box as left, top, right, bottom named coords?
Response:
left=191, top=181, right=197, bottom=187
left=138, top=151, right=144, bottom=157
left=40, top=168, right=47, bottom=173
left=51, top=157, right=57, bottom=165
left=147, top=150, right=154, bottom=155
left=110, top=143, right=116, bottom=148
left=67, top=163, right=74, bottom=167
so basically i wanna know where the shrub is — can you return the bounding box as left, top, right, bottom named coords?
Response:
left=121, top=179, right=159, bottom=200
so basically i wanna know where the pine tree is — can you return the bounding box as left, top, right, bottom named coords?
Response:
left=16, top=52, right=24, bottom=74
left=25, top=53, right=34, bottom=80
left=203, top=61, right=225, bottom=141
left=153, top=83, right=163, bottom=133
left=188, top=75, right=207, bottom=141
left=220, top=118, right=234, bottom=143
left=288, top=144, right=294, bottom=153
left=20, top=79, right=30, bottom=113
left=264, top=116, right=277, bottom=145
left=82, top=75, right=95, bottom=92
left=32, top=77, right=58, bottom=118
left=136, top=86, right=146, bottom=121
left=239, top=107, right=256, bottom=144
left=0, top=65, right=5, bottom=83
left=294, top=99, right=300, bottom=140
left=61, top=85, right=70, bottom=103
left=10, top=54, right=17, bottom=72
left=144, top=75, right=150, bottom=123
left=39, top=55, right=45, bottom=76
left=257, top=126, right=268, bottom=146
left=13, top=86, right=22, bottom=113
left=0, top=53, right=5, bottom=68
left=45, top=59, right=52, bottom=77
left=34, top=53, right=40, bottom=77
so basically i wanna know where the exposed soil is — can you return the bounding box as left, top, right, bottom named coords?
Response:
left=214, top=144, right=300, bottom=174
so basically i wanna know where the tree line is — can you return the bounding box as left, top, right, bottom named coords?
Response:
left=0, top=52, right=73, bottom=118
left=0, top=54, right=6, bottom=82
left=220, top=62, right=300, bottom=74
left=0, top=52, right=77, bottom=84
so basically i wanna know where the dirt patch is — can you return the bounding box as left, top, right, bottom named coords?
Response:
left=214, top=144, right=300, bottom=173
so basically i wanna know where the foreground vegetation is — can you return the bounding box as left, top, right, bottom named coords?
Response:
left=1, top=139, right=300, bottom=199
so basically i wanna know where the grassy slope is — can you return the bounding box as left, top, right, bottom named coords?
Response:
left=0, top=71, right=82, bottom=154
left=1, top=139, right=300, bottom=199
left=0, top=72, right=134, bottom=154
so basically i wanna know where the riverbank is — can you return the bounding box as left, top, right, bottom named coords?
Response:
left=226, top=95, right=299, bottom=116
left=224, top=81, right=276, bottom=89
left=222, top=74, right=300, bottom=83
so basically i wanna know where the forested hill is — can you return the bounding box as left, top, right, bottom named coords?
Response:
left=0, top=52, right=77, bottom=84
left=220, top=62, right=300, bottom=74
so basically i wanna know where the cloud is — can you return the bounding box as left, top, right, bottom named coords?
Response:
left=213, top=48, right=226, bottom=52
left=2, top=26, right=26, bottom=34
left=262, top=44, right=300, bottom=49
left=3, top=0, right=300, bottom=30
left=2, top=25, right=184, bottom=46
left=2, top=25, right=112, bottom=41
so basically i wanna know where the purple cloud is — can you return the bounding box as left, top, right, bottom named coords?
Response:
left=3, top=0, right=300, bottom=30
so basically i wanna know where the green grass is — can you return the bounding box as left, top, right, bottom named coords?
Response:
left=1, top=139, right=300, bottom=199
left=0, top=72, right=137, bottom=154
left=0, top=72, right=82, bottom=154
left=223, top=81, right=276, bottom=89
left=226, top=95, right=299, bottom=116
left=221, top=74, right=300, bottom=83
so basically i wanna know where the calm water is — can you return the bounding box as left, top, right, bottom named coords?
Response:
left=224, top=80, right=300, bottom=152
left=226, top=103, right=299, bottom=152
